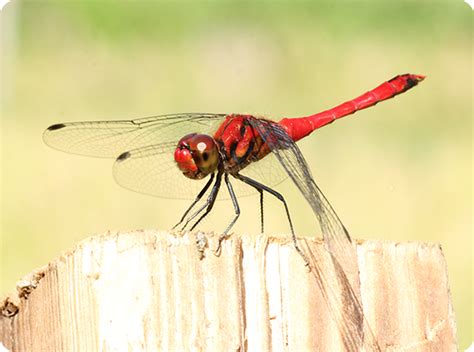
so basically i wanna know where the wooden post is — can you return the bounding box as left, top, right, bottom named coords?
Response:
left=0, top=231, right=457, bottom=351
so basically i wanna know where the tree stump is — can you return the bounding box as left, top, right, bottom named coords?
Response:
left=0, top=231, right=457, bottom=351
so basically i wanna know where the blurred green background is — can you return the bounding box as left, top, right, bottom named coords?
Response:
left=1, top=0, right=471, bottom=347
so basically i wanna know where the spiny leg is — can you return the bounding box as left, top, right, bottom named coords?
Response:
left=234, top=173, right=309, bottom=266
left=215, top=173, right=241, bottom=254
left=181, top=174, right=221, bottom=230
left=180, top=199, right=212, bottom=231
left=239, top=179, right=264, bottom=233
left=181, top=171, right=222, bottom=231
left=172, top=173, right=215, bottom=230
left=188, top=170, right=223, bottom=232
left=259, top=189, right=264, bottom=233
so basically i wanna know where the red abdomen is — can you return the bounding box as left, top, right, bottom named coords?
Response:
left=279, top=74, right=425, bottom=142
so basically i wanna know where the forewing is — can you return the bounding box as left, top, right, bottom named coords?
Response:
left=44, top=112, right=289, bottom=199
left=43, top=113, right=227, bottom=158
left=248, top=117, right=380, bottom=351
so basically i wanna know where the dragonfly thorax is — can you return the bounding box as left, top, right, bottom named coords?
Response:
left=174, top=133, right=219, bottom=180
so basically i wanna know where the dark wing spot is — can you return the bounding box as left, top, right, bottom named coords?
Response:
left=47, top=123, right=66, bottom=131
left=116, top=151, right=131, bottom=162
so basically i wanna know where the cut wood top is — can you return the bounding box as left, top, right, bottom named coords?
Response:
left=0, top=231, right=457, bottom=352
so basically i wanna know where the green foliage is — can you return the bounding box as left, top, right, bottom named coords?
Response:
left=17, top=1, right=471, bottom=45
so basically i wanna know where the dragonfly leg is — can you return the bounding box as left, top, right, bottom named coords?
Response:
left=259, top=189, right=264, bottom=234
left=215, top=174, right=241, bottom=254
left=234, top=173, right=310, bottom=266
left=172, top=173, right=215, bottom=230
left=180, top=200, right=211, bottom=231
left=181, top=201, right=206, bottom=231
left=187, top=170, right=223, bottom=231
left=237, top=180, right=264, bottom=233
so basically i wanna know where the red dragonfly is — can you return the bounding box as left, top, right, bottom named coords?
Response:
left=44, top=74, right=424, bottom=350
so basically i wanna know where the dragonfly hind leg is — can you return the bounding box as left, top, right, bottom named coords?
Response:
left=234, top=173, right=310, bottom=266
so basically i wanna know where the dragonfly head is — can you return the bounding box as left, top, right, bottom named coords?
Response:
left=174, top=133, right=219, bottom=179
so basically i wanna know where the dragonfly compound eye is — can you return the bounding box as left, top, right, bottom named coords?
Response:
left=174, top=134, right=219, bottom=179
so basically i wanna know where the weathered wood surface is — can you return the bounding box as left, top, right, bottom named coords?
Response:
left=0, top=231, right=457, bottom=351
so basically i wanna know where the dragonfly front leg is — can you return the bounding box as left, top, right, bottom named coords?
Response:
left=187, top=170, right=223, bottom=231
left=172, top=173, right=215, bottom=230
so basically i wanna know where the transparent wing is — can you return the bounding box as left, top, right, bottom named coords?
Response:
left=44, top=112, right=290, bottom=200
left=248, top=117, right=380, bottom=351
left=236, top=153, right=288, bottom=195
left=112, top=140, right=289, bottom=200
left=112, top=142, right=216, bottom=200
left=43, top=113, right=227, bottom=158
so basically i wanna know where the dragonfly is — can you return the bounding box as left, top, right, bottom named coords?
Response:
left=44, top=73, right=424, bottom=350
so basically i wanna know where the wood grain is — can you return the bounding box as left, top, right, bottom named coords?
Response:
left=0, top=231, right=457, bottom=351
